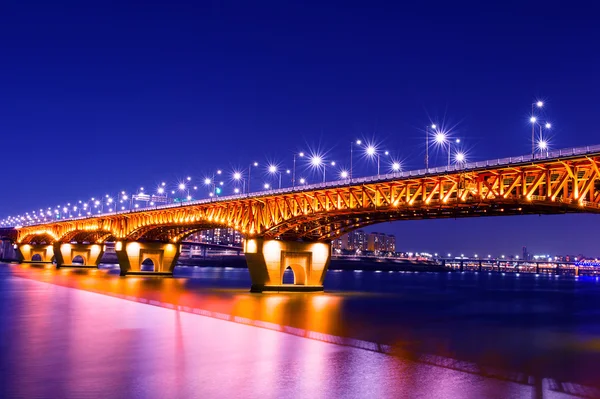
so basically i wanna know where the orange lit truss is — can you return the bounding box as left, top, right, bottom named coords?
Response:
left=10, top=152, right=600, bottom=245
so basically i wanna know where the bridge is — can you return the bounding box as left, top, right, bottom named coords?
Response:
left=2, top=144, right=600, bottom=291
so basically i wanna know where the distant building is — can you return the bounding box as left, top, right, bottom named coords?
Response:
left=186, top=228, right=242, bottom=246
left=522, top=246, right=529, bottom=261
left=332, top=230, right=396, bottom=253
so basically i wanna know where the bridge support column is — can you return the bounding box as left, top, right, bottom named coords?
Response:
left=53, top=243, right=105, bottom=269
left=243, top=238, right=331, bottom=293
left=115, top=241, right=180, bottom=276
left=16, top=244, right=54, bottom=263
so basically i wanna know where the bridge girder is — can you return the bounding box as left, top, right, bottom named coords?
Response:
left=10, top=154, right=600, bottom=244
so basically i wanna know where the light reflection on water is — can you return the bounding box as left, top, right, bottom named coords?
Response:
left=1, top=262, right=600, bottom=398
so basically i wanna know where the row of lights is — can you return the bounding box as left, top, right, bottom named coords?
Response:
left=1, top=98, right=556, bottom=227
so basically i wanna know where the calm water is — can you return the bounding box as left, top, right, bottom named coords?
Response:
left=1, top=262, right=600, bottom=398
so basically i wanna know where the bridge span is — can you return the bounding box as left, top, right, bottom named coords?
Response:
left=2, top=145, right=600, bottom=291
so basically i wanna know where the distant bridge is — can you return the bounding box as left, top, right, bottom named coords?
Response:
left=2, top=144, right=600, bottom=291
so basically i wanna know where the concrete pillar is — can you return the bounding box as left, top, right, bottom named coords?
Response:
left=16, top=244, right=54, bottom=263
left=243, top=238, right=331, bottom=292
left=115, top=241, right=181, bottom=276
left=53, top=243, right=105, bottom=268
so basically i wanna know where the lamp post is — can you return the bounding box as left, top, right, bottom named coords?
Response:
left=248, top=162, right=258, bottom=194
left=310, top=155, right=333, bottom=183
left=434, top=131, right=461, bottom=168
left=292, top=152, right=304, bottom=188
left=426, top=124, right=437, bottom=171
left=531, top=101, right=544, bottom=156
left=538, top=139, right=549, bottom=157
left=351, top=140, right=361, bottom=179
left=532, top=121, right=551, bottom=158
left=364, top=145, right=388, bottom=177
left=268, top=164, right=282, bottom=189
left=233, top=171, right=245, bottom=194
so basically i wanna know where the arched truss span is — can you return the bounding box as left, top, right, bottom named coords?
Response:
left=19, top=233, right=57, bottom=245
left=58, top=230, right=115, bottom=244
left=265, top=200, right=582, bottom=241
left=126, top=222, right=238, bottom=243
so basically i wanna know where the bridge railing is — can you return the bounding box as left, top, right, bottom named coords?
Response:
left=12, top=143, right=600, bottom=227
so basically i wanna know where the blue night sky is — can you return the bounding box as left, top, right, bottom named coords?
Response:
left=1, top=1, right=599, bottom=256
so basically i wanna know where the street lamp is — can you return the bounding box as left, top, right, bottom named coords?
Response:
left=434, top=131, right=461, bottom=167
left=268, top=164, right=283, bottom=189
left=533, top=120, right=551, bottom=158
left=426, top=124, right=437, bottom=171
left=350, top=140, right=362, bottom=179
left=538, top=139, right=549, bottom=157
left=531, top=100, right=544, bottom=156
left=292, top=152, right=304, bottom=188
left=233, top=171, right=245, bottom=194
left=248, top=162, right=258, bottom=194
left=178, top=182, right=190, bottom=201
left=455, top=152, right=466, bottom=165
left=309, top=155, right=333, bottom=183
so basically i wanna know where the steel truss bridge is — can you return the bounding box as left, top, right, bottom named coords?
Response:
left=2, top=144, right=600, bottom=291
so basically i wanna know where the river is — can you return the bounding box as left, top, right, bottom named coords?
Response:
left=1, top=262, right=599, bottom=398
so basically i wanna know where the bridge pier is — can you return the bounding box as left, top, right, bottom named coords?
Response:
left=115, top=241, right=180, bottom=276
left=16, top=244, right=54, bottom=263
left=243, top=238, right=331, bottom=293
left=53, top=243, right=104, bottom=269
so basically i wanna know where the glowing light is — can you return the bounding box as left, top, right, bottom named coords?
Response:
left=530, top=116, right=537, bottom=123
left=310, top=155, right=323, bottom=167
left=545, top=122, right=551, bottom=129
left=455, top=152, right=466, bottom=163
left=299, top=152, right=304, bottom=157
left=157, top=187, right=164, bottom=194
left=233, top=172, right=242, bottom=180
left=392, top=162, right=401, bottom=171
left=178, top=183, right=186, bottom=190
left=431, top=124, right=437, bottom=129
left=268, top=165, right=277, bottom=173
left=264, top=183, right=270, bottom=189
left=536, top=101, right=543, bottom=107
left=366, top=145, right=376, bottom=156
left=299, top=178, right=306, bottom=184
left=204, top=178, right=211, bottom=185
left=234, top=188, right=240, bottom=193
left=538, top=140, right=548, bottom=150
left=435, top=132, right=447, bottom=144
left=340, top=170, right=349, bottom=178
left=356, top=139, right=362, bottom=145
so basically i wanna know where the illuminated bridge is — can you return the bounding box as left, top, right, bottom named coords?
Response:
left=2, top=145, right=600, bottom=292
